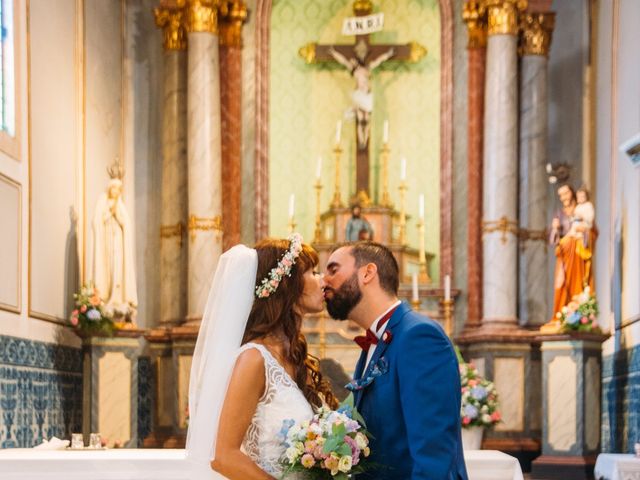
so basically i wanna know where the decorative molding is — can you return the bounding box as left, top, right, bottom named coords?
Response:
left=154, top=6, right=187, bottom=51
left=219, top=0, right=248, bottom=48
left=463, top=1, right=487, bottom=49
left=519, top=12, right=555, bottom=57
left=187, top=214, right=223, bottom=241
left=518, top=227, right=547, bottom=242
left=482, top=216, right=519, bottom=244
left=484, top=0, right=526, bottom=37
left=183, top=0, right=219, bottom=34
left=160, top=222, right=185, bottom=247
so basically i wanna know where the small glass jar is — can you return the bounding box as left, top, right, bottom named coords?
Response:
left=71, top=433, right=84, bottom=449
left=89, top=433, right=102, bottom=449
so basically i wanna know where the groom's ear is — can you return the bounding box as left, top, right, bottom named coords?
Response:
left=360, top=262, right=378, bottom=285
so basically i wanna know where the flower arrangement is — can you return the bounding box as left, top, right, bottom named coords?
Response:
left=255, top=233, right=303, bottom=299
left=556, top=286, right=600, bottom=333
left=459, top=361, right=501, bottom=429
left=69, top=284, right=115, bottom=337
left=279, top=397, right=372, bottom=479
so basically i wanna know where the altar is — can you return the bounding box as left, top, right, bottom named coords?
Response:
left=0, top=448, right=523, bottom=480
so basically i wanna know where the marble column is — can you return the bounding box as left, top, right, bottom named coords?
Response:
left=219, top=1, right=247, bottom=251
left=481, top=0, right=525, bottom=329
left=518, top=13, right=555, bottom=327
left=463, top=1, right=487, bottom=330
left=185, top=0, right=223, bottom=325
left=155, top=6, right=188, bottom=326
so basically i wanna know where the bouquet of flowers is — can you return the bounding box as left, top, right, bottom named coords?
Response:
left=69, top=284, right=115, bottom=337
left=459, top=361, right=501, bottom=429
left=556, top=286, right=600, bottom=333
left=279, top=398, right=372, bottom=479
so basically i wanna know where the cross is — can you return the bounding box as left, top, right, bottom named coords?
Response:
left=299, top=0, right=426, bottom=203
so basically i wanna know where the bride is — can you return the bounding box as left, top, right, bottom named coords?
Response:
left=186, top=234, right=338, bottom=479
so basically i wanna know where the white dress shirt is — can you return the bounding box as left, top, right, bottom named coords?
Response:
left=363, top=300, right=401, bottom=372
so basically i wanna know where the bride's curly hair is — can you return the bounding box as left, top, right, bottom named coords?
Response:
left=243, top=238, right=339, bottom=410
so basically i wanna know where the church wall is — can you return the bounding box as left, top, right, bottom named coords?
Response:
left=595, top=0, right=640, bottom=454
left=268, top=0, right=442, bottom=281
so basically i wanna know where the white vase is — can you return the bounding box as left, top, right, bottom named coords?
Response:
left=461, top=425, right=484, bottom=450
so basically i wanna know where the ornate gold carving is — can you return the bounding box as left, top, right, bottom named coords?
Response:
left=482, top=216, right=519, bottom=244
left=353, top=0, right=373, bottom=16
left=408, top=42, right=428, bottom=63
left=160, top=222, right=185, bottom=247
left=518, top=228, right=547, bottom=242
left=298, top=43, right=317, bottom=64
left=519, top=12, right=555, bottom=57
left=188, top=214, right=223, bottom=241
left=483, top=0, right=527, bottom=36
left=463, top=1, right=487, bottom=49
left=154, top=7, right=187, bottom=51
left=183, top=0, right=219, bottom=34
left=219, top=0, right=248, bottom=47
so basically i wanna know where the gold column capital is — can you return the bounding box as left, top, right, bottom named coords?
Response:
left=519, top=12, right=556, bottom=57
left=154, top=7, right=187, bottom=51
left=183, top=0, right=220, bottom=34
left=219, top=1, right=248, bottom=48
left=463, top=1, right=488, bottom=49
left=353, top=0, right=373, bottom=16
left=483, top=0, right=527, bottom=36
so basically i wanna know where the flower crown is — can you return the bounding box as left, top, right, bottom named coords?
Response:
left=255, top=233, right=304, bottom=298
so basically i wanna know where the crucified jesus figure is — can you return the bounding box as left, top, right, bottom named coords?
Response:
left=328, top=46, right=395, bottom=149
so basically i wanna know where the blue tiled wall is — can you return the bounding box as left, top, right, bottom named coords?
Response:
left=137, top=356, right=152, bottom=443
left=0, top=335, right=82, bottom=448
left=602, top=343, right=640, bottom=453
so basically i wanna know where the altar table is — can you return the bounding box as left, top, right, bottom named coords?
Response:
left=594, top=453, right=640, bottom=480
left=0, top=448, right=523, bottom=480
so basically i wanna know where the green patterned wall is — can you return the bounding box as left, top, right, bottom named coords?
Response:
left=269, top=0, right=441, bottom=281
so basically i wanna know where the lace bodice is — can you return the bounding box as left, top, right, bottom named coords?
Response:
left=240, top=343, right=314, bottom=476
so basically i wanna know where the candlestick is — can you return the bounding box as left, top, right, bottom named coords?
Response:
left=380, top=142, right=392, bottom=207
left=398, top=180, right=407, bottom=245
left=417, top=217, right=427, bottom=272
left=419, top=193, right=425, bottom=220
left=440, top=298, right=454, bottom=337
left=412, top=272, right=419, bottom=301
left=288, top=193, right=295, bottom=218
left=444, top=274, right=451, bottom=301
left=314, top=178, right=323, bottom=242
left=383, top=119, right=389, bottom=144
left=400, top=157, right=407, bottom=181
left=331, top=144, right=343, bottom=208
left=335, top=120, right=342, bottom=145
left=315, top=155, right=322, bottom=179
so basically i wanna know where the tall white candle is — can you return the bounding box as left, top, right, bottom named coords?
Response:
left=383, top=119, right=389, bottom=144
left=288, top=193, right=295, bottom=218
left=316, top=155, right=322, bottom=179
left=412, top=272, right=419, bottom=302
left=419, top=193, right=425, bottom=220
left=444, top=274, right=451, bottom=301
left=400, top=157, right=407, bottom=181
left=335, top=120, right=342, bottom=144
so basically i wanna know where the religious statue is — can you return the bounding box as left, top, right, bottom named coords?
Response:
left=90, top=161, right=138, bottom=322
left=345, top=204, right=374, bottom=241
left=328, top=46, right=395, bottom=149
left=548, top=184, right=597, bottom=321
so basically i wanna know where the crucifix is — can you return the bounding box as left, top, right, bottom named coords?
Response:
left=299, top=0, right=426, bottom=203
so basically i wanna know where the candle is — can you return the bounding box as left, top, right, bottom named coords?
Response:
left=383, top=119, right=389, bottom=144
left=412, top=272, right=419, bottom=302
left=419, top=193, right=425, bottom=220
left=444, top=274, right=451, bottom=301
left=400, top=157, right=407, bottom=181
left=335, top=120, right=342, bottom=144
left=288, top=193, right=295, bottom=218
left=316, top=155, right=322, bottom=179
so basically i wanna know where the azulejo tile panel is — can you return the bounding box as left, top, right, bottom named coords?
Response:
left=0, top=335, right=82, bottom=448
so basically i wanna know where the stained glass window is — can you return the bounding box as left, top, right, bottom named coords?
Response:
left=0, top=0, right=15, bottom=137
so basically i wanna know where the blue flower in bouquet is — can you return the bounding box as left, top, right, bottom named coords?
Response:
left=87, top=308, right=101, bottom=321
left=568, top=311, right=581, bottom=325
left=471, top=386, right=487, bottom=401
left=463, top=404, right=479, bottom=419
left=278, top=419, right=295, bottom=443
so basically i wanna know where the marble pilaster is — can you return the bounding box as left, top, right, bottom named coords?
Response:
left=481, top=0, right=524, bottom=328
left=463, top=1, right=487, bottom=330
left=155, top=7, right=188, bottom=326
left=518, top=13, right=555, bottom=327
left=185, top=0, right=223, bottom=324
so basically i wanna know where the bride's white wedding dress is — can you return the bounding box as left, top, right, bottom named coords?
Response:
left=239, top=343, right=314, bottom=476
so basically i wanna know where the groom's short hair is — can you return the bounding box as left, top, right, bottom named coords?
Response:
left=346, top=241, right=399, bottom=295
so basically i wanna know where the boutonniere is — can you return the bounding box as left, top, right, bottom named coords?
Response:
left=345, top=357, right=390, bottom=392
left=382, top=330, right=393, bottom=344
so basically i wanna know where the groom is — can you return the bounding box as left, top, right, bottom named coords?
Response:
left=324, top=242, right=468, bottom=480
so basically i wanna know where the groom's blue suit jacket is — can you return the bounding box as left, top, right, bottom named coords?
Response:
left=353, top=302, right=468, bottom=480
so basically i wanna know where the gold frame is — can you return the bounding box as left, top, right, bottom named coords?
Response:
left=0, top=172, right=21, bottom=314
left=0, top=0, right=21, bottom=161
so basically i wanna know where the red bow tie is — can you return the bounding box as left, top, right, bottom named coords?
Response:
left=353, top=305, right=398, bottom=352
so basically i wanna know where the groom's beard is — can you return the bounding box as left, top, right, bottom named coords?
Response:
left=325, top=273, right=362, bottom=321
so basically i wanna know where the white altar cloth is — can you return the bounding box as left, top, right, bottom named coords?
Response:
left=594, top=453, right=640, bottom=480
left=0, top=448, right=523, bottom=480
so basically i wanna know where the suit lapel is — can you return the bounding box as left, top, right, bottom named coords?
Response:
left=352, top=350, right=368, bottom=406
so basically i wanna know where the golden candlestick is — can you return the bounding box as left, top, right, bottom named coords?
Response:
left=398, top=181, right=407, bottom=245
left=331, top=144, right=343, bottom=208
left=380, top=143, right=392, bottom=207
left=287, top=217, right=297, bottom=234
left=314, top=179, right=323, bottom=242
left=416, top=219, right=431, bottom=282
left=440, top=298, right=454, bottom=337
left=411, top=298, right=421, bottom=311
